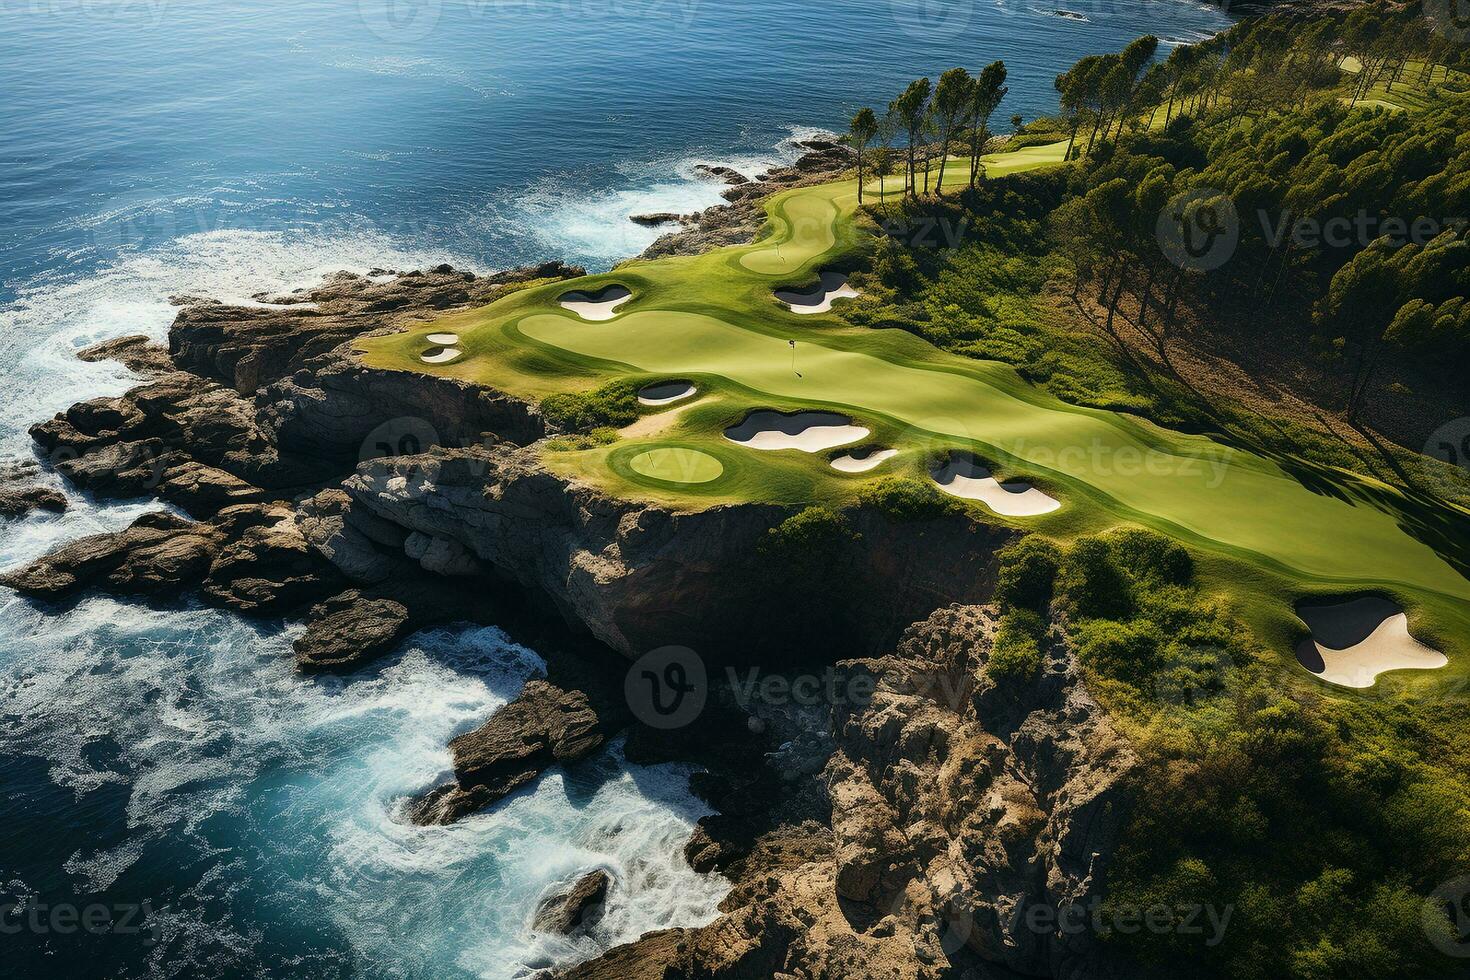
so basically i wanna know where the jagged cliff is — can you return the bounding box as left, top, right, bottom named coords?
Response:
left=3, top=136, right=1146, bottom=978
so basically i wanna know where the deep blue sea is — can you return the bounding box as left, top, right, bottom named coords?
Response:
left=0, top=1, right=1232, bottom=976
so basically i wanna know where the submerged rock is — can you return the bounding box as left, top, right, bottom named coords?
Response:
left=405, top=680, right=602, bottom=825
left=534, top=870, right=612, bottom=934
left=0, top=484, right=67, bottom=519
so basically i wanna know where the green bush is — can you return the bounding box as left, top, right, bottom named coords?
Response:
left=1073, top=618, right=1164, bottom=688
left=1106, top=527, right=1194, bottom=587
left=540, top=379, right=640, bottom=432
left=995, top=536, right=1061, bottom=611
left=1057, top=536, right=1133, bottom=619
left=760, top=506, right=859, bottom=577
left=989, top=607, right=1047, bottom=679
left=855, top=477, right=963, bottom=522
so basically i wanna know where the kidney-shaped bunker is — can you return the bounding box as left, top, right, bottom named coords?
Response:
left=723, top=410, right=869, bottom=453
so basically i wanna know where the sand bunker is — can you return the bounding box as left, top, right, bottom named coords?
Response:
left=724, top=410, right=868, bottom=453
left=637, top=381, right=697, bottom=406
left=831, top=447, right=898, bottom=473
left=931, top=454, right=1061, bottom=516
left=1294, top=596, right=1448, bottom=688
left=628, top=447, right=723, bottom=484
left=420, top=347, right=463, bottom=364
left=560, top=284, right=633, bottom=321
left=425, top=332, right=459, bottom=345
left=775, top=271, right=860, bottom=315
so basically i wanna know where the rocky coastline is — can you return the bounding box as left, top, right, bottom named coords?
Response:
left=2, top=138, right=1142, bottom=978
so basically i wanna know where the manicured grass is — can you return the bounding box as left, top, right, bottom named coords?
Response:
left=628, top=446, right=724, bottom=484
left=357, top=139, right=1470, bottom=682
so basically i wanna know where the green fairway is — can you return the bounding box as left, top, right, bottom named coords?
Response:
left=358, top=139, right=1470, bottom=682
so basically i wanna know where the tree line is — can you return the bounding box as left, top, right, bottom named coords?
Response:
left=846, top=61, right=1011, bottom=205
left=1049, top=2, right=1470, bottom=423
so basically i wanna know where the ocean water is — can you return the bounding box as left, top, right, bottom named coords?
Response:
left=0, top=1, right=1234, bottom=977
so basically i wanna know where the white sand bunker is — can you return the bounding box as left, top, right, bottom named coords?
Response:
left=420, top=347, right=462, bottom=364
left=724, top=410, right=868, bottom=453
left=931, top=453, right=1061, bottom=516
left=559, top=284, right=633, bottom=321
left=831, top=447, right=898, bottom=473
left=638, top=380, right=697, bottom=406
left=425, top=332, right=459, bottom=345
left=776, top=271, right=860, bottom=315
left=1294, top=596, right=1448, bottom=688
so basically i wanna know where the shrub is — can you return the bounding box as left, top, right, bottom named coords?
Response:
left=989, top=607, right=1047, bottom=679
left=995, top=536, right=1061, bottom=611
left=1107, top=527, right=1194, bottom=587
left=1057, top=536, right=1132, bottom=619
left=1073, top=618, right=1164, bottom=688
left=540, top=379, right=639, bottom=432
left=760, top=506, right=859, bottom=577
left=856, top=477, right=963, bottom=522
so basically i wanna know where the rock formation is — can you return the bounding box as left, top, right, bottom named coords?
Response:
left=535, top=870, right=613, bottom=934
left=405, top=680, right=603, bottom=825
left=637, top=137, right=854, bottom=260
left=561, top=604, right=1138, bottom=980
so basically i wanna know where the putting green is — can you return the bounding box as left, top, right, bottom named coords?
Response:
left=360, top=139, right=1470, bottom=679
left=629, top=447, right=724, bottom=484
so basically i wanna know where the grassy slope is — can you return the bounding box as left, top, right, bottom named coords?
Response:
left=356, top=140, right=1470, bottom=692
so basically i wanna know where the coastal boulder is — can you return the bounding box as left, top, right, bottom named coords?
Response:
left=405, top=680, right=602, bottom=825
left=0, top=484, right=67, bottom=519
left=293, top=590, right=412, bottom=671
left=534, top=870, right=612, bottom=934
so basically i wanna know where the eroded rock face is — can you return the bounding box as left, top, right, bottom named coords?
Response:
left=0, top=504, right=344, bottom=615
left=562, top=605, right=1136, bottom=980
left=321, top=443, right=1004, bottom=663
left=405, top=679, right=602, bottom=825
left=170, top=261, right=582, bottom=393
left=828, top=605, right=1138, bottom=979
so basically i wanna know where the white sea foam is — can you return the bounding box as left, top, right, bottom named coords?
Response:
left=0, top=229, right=477, bottom=459
left=505, top=125, right=833, bottom=268
left=0, top=605, right=726, bottom=976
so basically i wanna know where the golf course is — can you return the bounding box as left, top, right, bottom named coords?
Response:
left=357, top=139, right=1470, bottom=688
